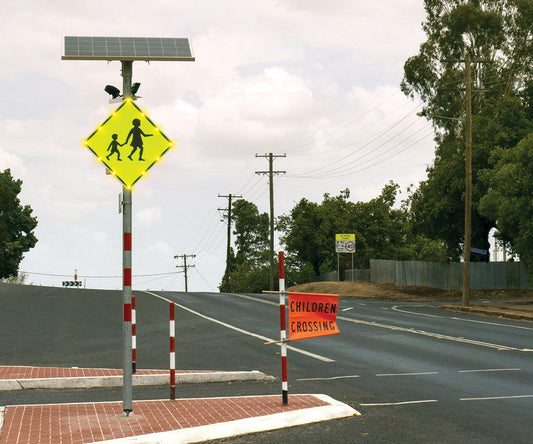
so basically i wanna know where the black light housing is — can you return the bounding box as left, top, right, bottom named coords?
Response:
left=104, top=85, right=121, bottom=99
left=131, top=82, right=141, bottom=95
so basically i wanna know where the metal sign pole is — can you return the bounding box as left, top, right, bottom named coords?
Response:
left=121, top=60, right=133, bottom=416
left=337, top=253, right=340, bottom=283
left=351, top=252, right=354, bottom=284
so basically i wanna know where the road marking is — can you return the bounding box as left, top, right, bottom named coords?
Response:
left=297, top=375, right=360, bottom=381
left=143, top=291, right=335, bottom=363
left=341, top=307, right=354, bottom=312
left=360, top=400, right=437, bottom=406
left=231, top=293, right=278, bottom=307
left=391, top=305, right=441, bottom=318
left=376, top=372, right=438, bottom=377
left=451, top=316, right=533, bottom=331
left=460, top=394, right=533, bottom=401
left=458, top=368, right=521, bottom=373
left=226, top=293, right=529, bottom=352
left=337, top=315, right=523, bottom=351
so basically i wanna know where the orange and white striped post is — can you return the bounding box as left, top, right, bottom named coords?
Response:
left=279, top=251, right=288, bottom=405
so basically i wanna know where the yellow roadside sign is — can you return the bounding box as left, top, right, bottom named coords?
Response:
left=335, top=234, right=355, bottom=241
left=84, top=99, right=174, bottom=188
left=335, top=233, right=356, bottom=253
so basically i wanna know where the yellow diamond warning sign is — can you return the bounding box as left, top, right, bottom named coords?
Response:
left=84, top=99, right=174, bottom=188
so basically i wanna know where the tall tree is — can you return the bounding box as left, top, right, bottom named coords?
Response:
left=0, top=169, right=38, bottom=279
left=222, top=199, right=270, bottom=292
left=401, top=0, right=532, bottom=259
left=279, top=184, right=447, bottom=277
left=480, top=134, right=533, bottom=281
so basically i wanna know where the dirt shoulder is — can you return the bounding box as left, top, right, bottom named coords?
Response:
left=286, top=281, right=533, bottom=321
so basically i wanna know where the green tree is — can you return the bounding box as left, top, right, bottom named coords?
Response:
left=0, top=169, right=38, bottom=279
left=222, top=199, right=270, bottom=293
left=401, top=0, right=532, bottom=259
left=279, top=183, right=448, bottom=278
left=479, top=134, right=533, bottom=281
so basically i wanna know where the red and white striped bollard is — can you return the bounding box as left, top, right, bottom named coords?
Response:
left=169, top=302, right=176, bottom=401
left=279, top=251, right=288, bottom=405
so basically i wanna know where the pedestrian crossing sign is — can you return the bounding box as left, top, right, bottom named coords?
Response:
left=84, top=99, right=174, bottom=188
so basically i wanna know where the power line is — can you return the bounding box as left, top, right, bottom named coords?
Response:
left=22, top=271, right=179, bottom=279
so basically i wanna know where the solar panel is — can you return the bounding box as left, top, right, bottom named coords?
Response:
left=62, top=36, right=195, bottom=61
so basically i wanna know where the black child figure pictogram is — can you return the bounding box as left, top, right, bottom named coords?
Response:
left=125, top=118, right=152, bottom=161
left=106, top=133, right=124, bottom=161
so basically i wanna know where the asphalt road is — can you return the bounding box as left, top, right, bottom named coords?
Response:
left=1, top=284, right=532, bottom=443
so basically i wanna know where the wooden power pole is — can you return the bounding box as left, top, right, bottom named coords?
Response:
left=463, top=53, right=472, bottom=307
left=174, top=254, right=196, bottom=292
left=218, top=193, right=242, bottom=292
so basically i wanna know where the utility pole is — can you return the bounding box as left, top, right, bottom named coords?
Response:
left=218, top=193, right=242, bottom=292
left=255, top=153, right=286, bottom=291
left=463, top=53, right=472, bottom=307
left=174, top=254, right=196, bottom=292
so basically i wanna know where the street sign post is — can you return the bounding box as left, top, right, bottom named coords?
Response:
left=64, top=36, right=194, bottom=416
left=335, top=234, right=356, bottom=282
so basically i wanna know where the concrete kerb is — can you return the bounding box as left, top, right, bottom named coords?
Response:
left=0, top=370, right=275, bottom=391
left=440, top=304, right=533, bottom=322
left=91, top=394, right=360, bottom=444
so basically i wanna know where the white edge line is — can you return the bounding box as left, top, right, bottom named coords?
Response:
left=93, top=394, right=359, bottom=444
left=376, top=372, right=438, bottom=377
left=360, top=399, right=438, bottom=406
left=458, top=368, right=521, bottom=373
left=297, top=375, right=360, bottom=381
left=337, top=315, right=521, bottom=351
left=391, top=305, right=441, bottom=318
left=142, top=291, right=335, bottom=363
left=460, top=395, right=533, bottom=401
left=450, top=316, right=533, bottom=331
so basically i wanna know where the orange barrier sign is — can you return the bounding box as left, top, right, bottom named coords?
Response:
left=288, top=292, right=340, bottom=340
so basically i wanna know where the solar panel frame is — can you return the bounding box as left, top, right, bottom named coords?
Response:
left=62, top=36, right=195, bottom=61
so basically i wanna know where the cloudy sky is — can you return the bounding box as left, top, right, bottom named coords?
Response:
left=1, top=0, right=437, bottom=291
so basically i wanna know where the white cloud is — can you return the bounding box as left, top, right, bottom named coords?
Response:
left=2, top=0, right=433, bottom=291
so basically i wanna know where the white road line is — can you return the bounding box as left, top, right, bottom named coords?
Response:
left=391, top=305, right=441, bottom=318
left=460, top=395, right=533, bottom=401
left=376, top=372, right=438, bottom=377
left=341, top=307, right=354, bottom=312
left=227, top=293, right=529, bottom=352
left=143, top=291, right=335, bottom=363
left=337, top=315, right=523, bottom=351
left=297, top=375, right=360, bottom=381
left=458, top=368, right=521, bottom=373
left=360, top=400, right=438, bottom=406
left=231, top=293, right=278, bottom=307
left=451, top=316, right=533, bottom=331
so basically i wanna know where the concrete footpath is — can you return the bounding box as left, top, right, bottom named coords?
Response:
left=0, top=366, right=359, bottom=443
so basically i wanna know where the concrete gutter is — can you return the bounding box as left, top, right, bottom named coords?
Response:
left=0, top=370, right=275, bottom=391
